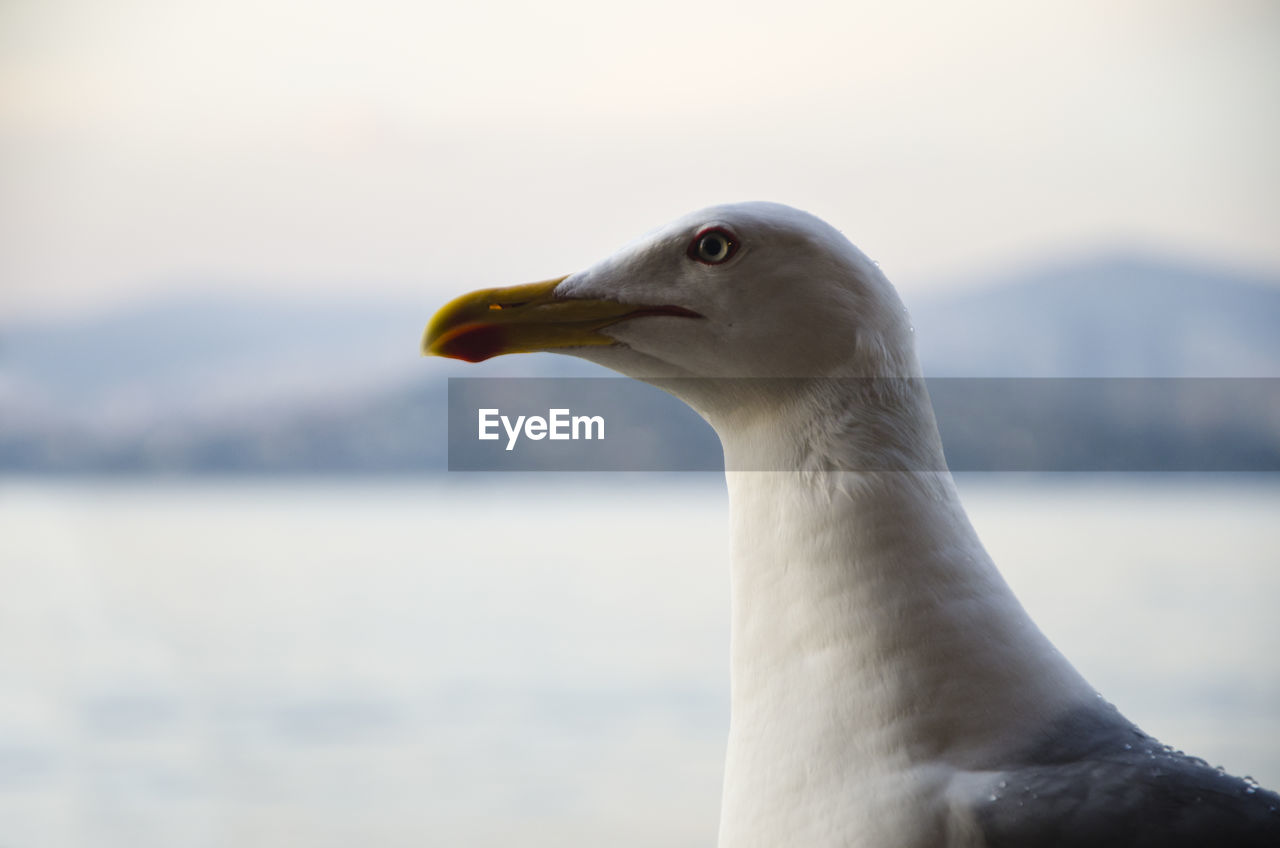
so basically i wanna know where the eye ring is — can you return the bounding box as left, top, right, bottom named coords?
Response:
left=687, top=227, right=739, bottom=265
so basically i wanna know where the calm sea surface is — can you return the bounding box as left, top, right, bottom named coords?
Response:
left=2, top=474, right=1278, bottom=847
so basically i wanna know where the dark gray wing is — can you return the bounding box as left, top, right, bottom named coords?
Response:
left=975, top=705, right=1280, bottom=848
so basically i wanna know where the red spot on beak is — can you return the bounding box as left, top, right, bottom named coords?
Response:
left=433, top=324, right=509, bottom=363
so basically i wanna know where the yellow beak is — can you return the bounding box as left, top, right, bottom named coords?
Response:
left=422, top=276, right=701, bottom=363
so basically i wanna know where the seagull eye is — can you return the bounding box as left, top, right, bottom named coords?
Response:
left=688, top=227, right=739, bottom=265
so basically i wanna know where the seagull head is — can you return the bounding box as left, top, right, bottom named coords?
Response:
left=424, top=202, right=919, bottom=416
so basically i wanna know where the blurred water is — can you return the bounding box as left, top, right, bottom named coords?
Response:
left=1, top=474, right=1277, bottom=847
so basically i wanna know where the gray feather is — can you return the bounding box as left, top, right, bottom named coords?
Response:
left=976, top=706, right=1280, bottom=847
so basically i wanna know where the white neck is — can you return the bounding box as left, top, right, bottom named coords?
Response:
left=708, top=383, right=1096, bottom=848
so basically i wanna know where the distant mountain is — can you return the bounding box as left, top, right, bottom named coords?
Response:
left=2, top=253, right=1278, bottom=474
left=1, top=293, right=433, bottom=428
left=910, top=252, right=1280, bottom=377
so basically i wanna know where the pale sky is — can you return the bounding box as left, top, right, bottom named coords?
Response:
left=2, top=0, right=1278, bottom=318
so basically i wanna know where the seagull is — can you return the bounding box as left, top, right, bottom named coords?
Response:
left=423, top=202, right=1280, bottom=847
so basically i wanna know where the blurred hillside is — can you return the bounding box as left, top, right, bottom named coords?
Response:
left=911, top=253, right=1280, bottom=377
left=2, top=253, right=1279, bottom=473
